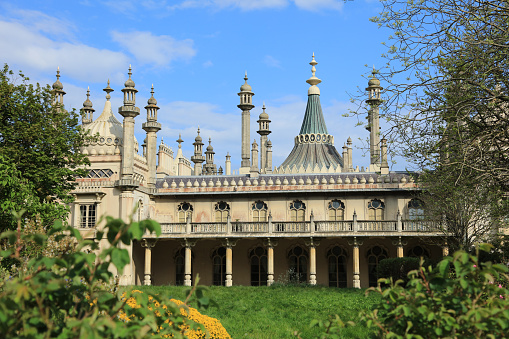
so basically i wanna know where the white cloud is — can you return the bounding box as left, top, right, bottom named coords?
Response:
left=292, top=0, right=343, bottom=11
left=264, top=55, right=281, bottom=68
left=111, top=31, right=196, bottom=67
left=203, top=60, right=213, bottom=68
left=0, top=20, right=128, bottom=84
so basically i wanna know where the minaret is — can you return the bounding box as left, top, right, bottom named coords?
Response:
left=52, top=67, right=66, bottom=110
left=118, top=65, right=140, bottom=185
left=81, top=86, right=94, bottom=125
left=257, top=103, right=271, bottom=174
left=347, top=137, right=353, bottom=172
left=250, top=139, right=259, bottom=176
left=191, top=127, right=205, bottom=175
left=225, top=152, right=231, bottom=175
left=238, top=72, right=254, bottom=174
left=266, top=140, right=273, bottom=174
left=142, top=85, right=162, bottom=188
left=366, top=67, right=383, bottom=172
left=204, top=137, right=217, bottom=175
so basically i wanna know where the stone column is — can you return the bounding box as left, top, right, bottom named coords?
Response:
left=118, top=190, right=135, bottom=286
left=142, top=239, right=156, bottom=286
left=264, top=238, right=278, bottom=286
left=305, top=238, right=320, bottom=285
left=349, top=237, right=363, bottom=289
left=182, top=239, right=196, bottom=287
left=223, top=238, right=237, bottom=287
left=396, top=236, right=404, bottom=258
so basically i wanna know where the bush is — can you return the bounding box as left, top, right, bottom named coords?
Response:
left=363, top=244, right=509, bottom=338
left=0, top=212, right=214, bottom=338
left=376, top=257, right=422, bottom=285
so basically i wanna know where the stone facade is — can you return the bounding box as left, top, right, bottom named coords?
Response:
left=67, top=55, right=448, bottom=288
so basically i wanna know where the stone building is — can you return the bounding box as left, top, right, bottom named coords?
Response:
left=67, top=55, right=446, bottom=288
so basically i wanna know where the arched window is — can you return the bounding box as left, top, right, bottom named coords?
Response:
left=250, top=247, right=268, bottom=286
left=368, top=199, right=385, bottom=221
left=407, top=246, right=430, bottom=258
left=367, top=246, right=388, bottom=287
left=212, top=247, right=227, bottom=286
left=328, top=200, right=345, bottom=221
left=175, top=248, right=193, bottom=286
left=215, top=201, right=230, bottom=222
left=290, top=200, right=306, bottom=222
left=178, top=202, right=193, bottom=223
left=408, top=199, right=424, bottom=220
left=252, top=201, right=268, bottom=222
left=327, top=246, right=348, bottom=288
left=288, top=246, right=308, bottom=283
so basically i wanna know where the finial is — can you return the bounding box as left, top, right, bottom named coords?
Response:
left=197, top=126, right=200, bottom=135
left=209, top=137, right=212, bottom=145
left=128, top=64, right=132, bottom=78
left=177, top=133, right=183, bottom=148
left=244, top=71, right=248, bottom=81
left=306, top=53, right=321, bottom=94
left=86, top=86, right=90, bottom=99
left=56, top=66, right=60, bottom=79
left=103, top=79, right=114, bottom=100
left=262, top=102, right=266, bottom=111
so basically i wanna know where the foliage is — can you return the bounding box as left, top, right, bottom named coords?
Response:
left=0, top=212, right=211, bottom=338
left=0, top=64, right=89, bottom=232
left=363, top=244, right=509, bottom=338
left=376, top=257, right=421, bottom=285
left=122, top=289, right=230, bottom=338
left=138, top=285, right=380, bottom=338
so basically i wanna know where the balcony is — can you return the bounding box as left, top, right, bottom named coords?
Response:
left=154, top=215, right=443, bottom=239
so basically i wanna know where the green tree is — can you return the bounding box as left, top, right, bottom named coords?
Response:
left=0, top=64, right=89, bottom=232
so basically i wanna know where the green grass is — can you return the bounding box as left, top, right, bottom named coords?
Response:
left=131, top=285, right=380, bottom=338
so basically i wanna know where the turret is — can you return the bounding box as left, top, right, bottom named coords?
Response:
left=204, top=137, right=217, bottom=175
left=52, top=67, right=66, bottom=111
left=142, top=85, right=161, bottom=188
left=191, top=127, right=205, bottom=175
left=81, top=86, right=94, bottom=125
left=257, top=103, right=271, bottom=174
left=225, top=152, right=232, bottom=175
left=238, top=72, right=254, bottom=174
left=118, top=65, right=140, bottom=186
left=366, top=67, right=383, bottom=172
left=250, top=139, right=259, bottom=176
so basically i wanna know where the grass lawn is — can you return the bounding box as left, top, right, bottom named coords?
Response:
left=132, top=285, right=380, bottom=338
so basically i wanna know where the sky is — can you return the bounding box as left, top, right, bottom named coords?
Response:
left=0, top=0, right=404, bottom=172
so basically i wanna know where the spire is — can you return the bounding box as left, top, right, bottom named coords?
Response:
left=144, top=84, right=159, bottom=122
left=81, top=86, right=95, bottom=125
left=177, top=133, right=183, bottom=149
left=104, top=79, right=113, bottom=100
left=306, top=53, right=321, bottom=95
left=238, top=71, right=255, bottom=173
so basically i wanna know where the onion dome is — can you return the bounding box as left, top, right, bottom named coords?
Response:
left=81, top=80, right=123, bottom=156
left=147, top=84, right=157, bottom=105
left=52, top=67, right=64, bottom=90
left=206, top=137, right=214, bottom=151
left=83, top=87, right=93, bottom=108
left=259, top=102, right=269, bottom=120
left=240, top=71, right=252, bottom=92
left=124, top=65, right=135, bottom=88
left=195, top=127, right=203, bottom=142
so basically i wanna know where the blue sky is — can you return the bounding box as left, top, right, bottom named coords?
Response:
left=0, top=0, right=403, bottom=172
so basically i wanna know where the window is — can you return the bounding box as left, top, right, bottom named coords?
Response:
left=80, top=204, right=96, bottom=228
left=290, top=200, right=306, bottom=221
left=368, top=199, right=385, bottom=221
left=288, top=246, right=308, bottom=283
left=83, top=169, right=114, bottom=178
left=212, top=247, right=227, bottom=286
left=174, top=248, right=193, bottom=286
left=328, top=200, right=345, bottom=221
left=250, top=247, right=268, bottom=286
left=178, top=202, right=193, bottom=223
left=367, top=246, right=388, bottom=287
left=252, top=201, right=268, bottom=222
left=408, top=199, right=424, bottom=220
left=407, top=246, right=430, bottom=258
left=327, top=246, right=348, bottom=288
left=215, top=201, right=230, bottom=222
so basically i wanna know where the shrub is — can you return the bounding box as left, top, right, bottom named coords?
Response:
left=122, top=290, right=230, bottom=339
left=376, top=257, right=421, bottom=285
left=0, top=212, right=210, bottom=338
left=363, top=244, right=509, bottom=338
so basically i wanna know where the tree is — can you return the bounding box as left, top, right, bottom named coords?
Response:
left=0, top=64, right=89, bottom=232
left=357, top=0, right=509, bottom=246
left=366, top=0, right=509, bottom=186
